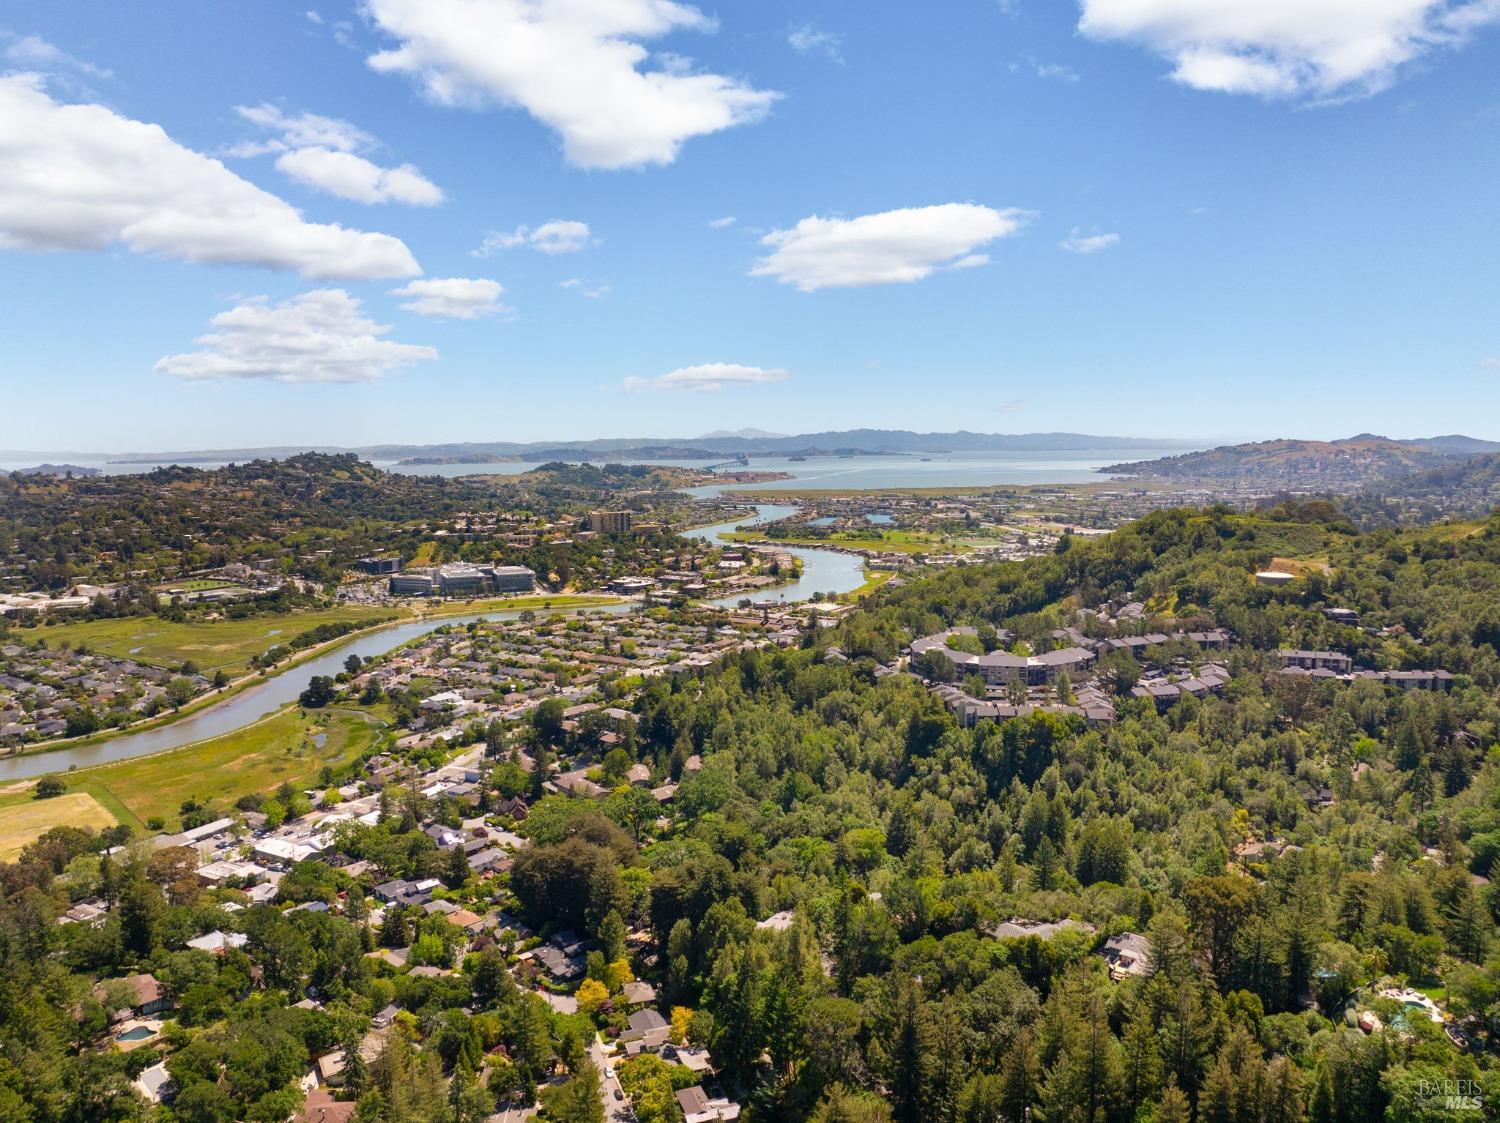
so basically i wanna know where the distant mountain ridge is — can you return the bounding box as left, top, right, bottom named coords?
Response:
left=44, top=429, right=1199, bottom=465
left=696, top=428, right=787, bottom=440
left=1104, top=434, right=1500, bottom=489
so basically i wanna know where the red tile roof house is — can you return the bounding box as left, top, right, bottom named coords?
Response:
left=296, top=1089, right=356, bottom=1123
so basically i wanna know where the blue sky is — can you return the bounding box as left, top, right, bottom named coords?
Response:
left=2, top=0, right=1499, bottom=452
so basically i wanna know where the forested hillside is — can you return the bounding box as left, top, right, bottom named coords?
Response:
left=1106, top=436, right=1500, bottom=492
left=1345, top=455, right=1500, bottom=528
left=6, top=507, right=1500, bottom=1121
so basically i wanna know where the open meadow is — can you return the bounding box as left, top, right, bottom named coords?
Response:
left=0, top=704, right=386, bottom=851
left=35, top=607, right=395, bottom=675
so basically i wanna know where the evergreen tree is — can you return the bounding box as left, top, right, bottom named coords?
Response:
left=886, top=974, right=933, bottom=1123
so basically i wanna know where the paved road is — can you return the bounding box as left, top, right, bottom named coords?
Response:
left=490, top=1106, right=536, bottom=1123
left=591, top=1035, right=633, bottom=1123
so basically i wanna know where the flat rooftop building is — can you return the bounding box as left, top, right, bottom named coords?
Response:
left=389, top=572, right=435, bottom=596
left=589, top=510, right=633, bottom=534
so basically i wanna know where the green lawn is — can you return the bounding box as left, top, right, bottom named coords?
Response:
left=725, top=529, right=963, bottom=555
left=36, top=607, right=395, bottom=675
left=50, top=705, right=386, bottom=831
left=845, top=570, right=897, bottom=599
left=158, top=578, right=239, bottom=592
left=414, top=593, right=622, bottom=618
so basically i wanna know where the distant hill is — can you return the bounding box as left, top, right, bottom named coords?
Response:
left=1104, top=434, right=1500, bottom=490
left=1349, top=451, right=1500, bottom=522
left=98, top=429, right=1197, bottom=465
left=6, top=463, right=101, bottom=477
left=697, top=428, right=787, bottom=440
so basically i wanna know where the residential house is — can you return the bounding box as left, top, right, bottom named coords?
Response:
left=296, top=1089, right=357, bottom=1123
left=676, top=1085, right=741, bottom=1122
left=624, top=1007, right=672, bottom=1050
left=95, top=973, right=171, bottom=1019
left=1101, top=932, right=1152, bottom=980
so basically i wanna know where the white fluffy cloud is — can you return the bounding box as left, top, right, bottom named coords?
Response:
left=1060, top=228, right=1121, bottom=254
left=474, top=220, right=592, bottom=256
left=234, top=104, right=372, bottom=153
left=156, top=289, right=436, bottom=382
left=232, top=103, right=443, bottom=205
left=392, top=276, right=510, bottom=318
left=750, top=203, right=1031, bottom=292
left=708, top=215, right=736, bottom=229
left=276, top=147, right=443, bottom=205
left=622, top=362, right=788, bottom=393
left=1077, top=0, right=1500, bottom=100
left=0, top=75, right=419, bottom=278
left=363, top=0, right=780, bottom=169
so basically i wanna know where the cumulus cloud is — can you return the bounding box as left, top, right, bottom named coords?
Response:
left=474, top=220, right=592, bottom=256
left=363, top=0, right=780, bottom=169
left=276, top=147, right=443, bottom=205
left=234, top=104, right=372, bottom=153
left=392, top=277, right=510, bottom=318
left=708, top=215, right=737, bottom=229
left=750, top=203, right=1031, bottom=292
left=789, top=25, right=844, bottom=62
left=622, top=362, right=789, bottom=393
left=0, top=75, right=419, bottom=278
left=231, top=103, right=443, bottom=205
left=561, top=278, right=611, bottom=299
left=156, top=289, right=436, bottom=383
left=1060, top=228, right=1121, bottom=254
left=1077, top=0, right=1500, bottom=101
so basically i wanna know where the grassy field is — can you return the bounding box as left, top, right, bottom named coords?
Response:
left=1270, top=555, right=1333, bottom=577
left=0, top=790, right=118, bottom=861
left=726, top=529, right=964, bottom=555
left=37, top=607, right=395, bottom=675
left=0, top=704, right=385, bottom=847
left=415, top=593, right=622, bottom=617
left=845, top=570, right=897, bottom=599
left=68, top=706, right=386, bottom=830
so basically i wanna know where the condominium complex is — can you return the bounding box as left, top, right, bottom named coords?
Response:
left=589, top=510, right=633, bottom=534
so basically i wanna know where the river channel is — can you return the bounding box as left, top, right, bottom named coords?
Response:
left=0, top=503, right=860, bottom=781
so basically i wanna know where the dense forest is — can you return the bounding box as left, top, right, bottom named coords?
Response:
left=4, top=505, right=1500, bottom=1121
left=0, top=456, right=705, bottom=592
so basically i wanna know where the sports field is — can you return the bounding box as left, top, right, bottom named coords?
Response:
left=0, top=791, right=118, bottom=861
